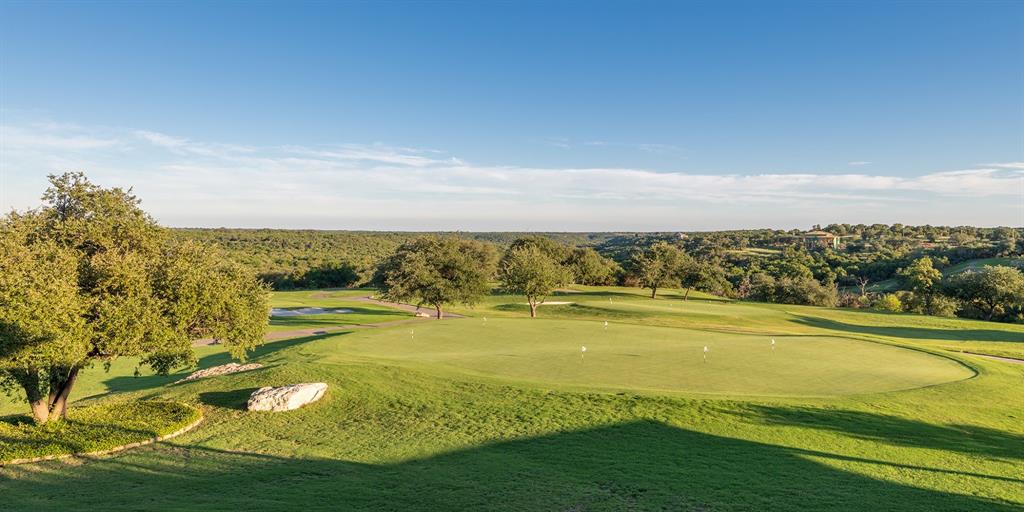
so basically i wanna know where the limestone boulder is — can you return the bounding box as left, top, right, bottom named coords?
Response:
left=247, top=383, right=328, bottom=412
left=175, top=363, right=263, bottom=384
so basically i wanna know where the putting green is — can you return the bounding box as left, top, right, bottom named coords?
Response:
left=326, top=318, right=973, bottom=396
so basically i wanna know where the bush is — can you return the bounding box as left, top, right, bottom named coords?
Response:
left=0, top=400, right=200, bottom=463
left=873, top=293, right=903, bottom=313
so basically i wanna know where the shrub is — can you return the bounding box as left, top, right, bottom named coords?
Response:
left=873, top=293, right=903, bottom=313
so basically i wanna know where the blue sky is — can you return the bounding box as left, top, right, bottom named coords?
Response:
left=1, top=1, right=1022, bottom=230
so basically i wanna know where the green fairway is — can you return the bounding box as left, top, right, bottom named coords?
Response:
left=330, top=318, right=972, bottom=396
left=1, top=286, right=1022, bottom=511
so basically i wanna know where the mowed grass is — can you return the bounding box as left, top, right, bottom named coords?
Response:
left=1, top=286, right=1022, bottom=511
left=331, top=318, right=972, bottom=396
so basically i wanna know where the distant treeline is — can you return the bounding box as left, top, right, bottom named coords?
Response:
left=174, top=224, right=1024, bottom=322
left=172, top=229, right=621, bottom=289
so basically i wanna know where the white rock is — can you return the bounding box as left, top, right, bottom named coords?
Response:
left=247, top=383, right=328, bottom=412
left=175, top=363, right=263, bottom=384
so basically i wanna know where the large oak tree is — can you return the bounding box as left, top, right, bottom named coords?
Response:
left=630, top=242, right=690, bottom=299
left=498, top=245, right=571, bottom=318
left=376, top=236, right=497, bottom=318
left=0, top=173, right=269, bottom=423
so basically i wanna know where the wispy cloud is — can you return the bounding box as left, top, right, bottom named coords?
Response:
left=3, top=120, right=1021, bottom=229
left=847, top=161, right=871, bottom=166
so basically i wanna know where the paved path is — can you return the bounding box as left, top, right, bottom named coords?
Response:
left=966, top=353, right=1024, bottom=365
left=193, top=296, right=462, bottom=346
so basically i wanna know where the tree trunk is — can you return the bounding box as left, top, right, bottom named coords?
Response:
left=650, top=287, right=657, bottom=299
left=684, top=287, right=692, bottom=301
left=435, top=304, right=443, bottom=319
left=21, top=371, right=50, bottom=424
left=49, top=367, right=80, bottom=420
left=30, top=399, right=50, bottom=424
left=529, top=298, right=538, bottom=318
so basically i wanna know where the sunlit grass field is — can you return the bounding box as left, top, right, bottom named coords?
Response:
left=1, top=286, right=1021, bottom=511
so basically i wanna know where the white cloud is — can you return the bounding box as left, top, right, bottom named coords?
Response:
left=2, top=120, right=1021, bottom=229
left=847, top=161, right=871, bottom=166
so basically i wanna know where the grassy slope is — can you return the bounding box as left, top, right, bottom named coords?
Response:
left=1, top=287, right=1022, bottom=511
left=943, top=257, right=1024, bottom=275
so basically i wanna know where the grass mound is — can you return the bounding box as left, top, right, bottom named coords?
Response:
left=0, top=400, right=201, bottom=464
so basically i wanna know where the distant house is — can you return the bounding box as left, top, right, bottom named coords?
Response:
left=803, top=230, right=842, bottom=250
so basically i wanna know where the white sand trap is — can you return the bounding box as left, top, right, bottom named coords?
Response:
left=271, top=307, right=355, bottom=317
left=520, top=301, right=575, bottom=306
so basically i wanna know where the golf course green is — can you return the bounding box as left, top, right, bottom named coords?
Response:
left=1, top=287, right=1021, bottom=511
left=332, top=319, right=971, bottom=396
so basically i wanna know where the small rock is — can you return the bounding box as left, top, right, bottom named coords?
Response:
left=247, top=383, right=328, bottom=412
left=175, top=363, right=263, bottom=384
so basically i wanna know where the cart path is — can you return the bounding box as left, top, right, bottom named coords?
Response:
left=966, top=352, right=1024, bottom=365
left=193, top=296, right=463, bottom=346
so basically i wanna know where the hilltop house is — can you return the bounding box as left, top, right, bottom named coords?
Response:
left=803, top=230, right=842, bottom=250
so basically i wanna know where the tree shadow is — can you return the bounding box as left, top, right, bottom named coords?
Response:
left=100, top=333, right=339, bottom=398
left=197, top=388, right=262, bottom=411
left=731, top=404, right=1024, bottom=461
left=0, top=420, right=1016, bottom=510
left=792, top=316, right=1024, bottom=344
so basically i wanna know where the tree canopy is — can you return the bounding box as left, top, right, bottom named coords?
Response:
left=375, top=236, right=497, bottom=318
left=944, top=266, right=1024, bottom=321
left=498, top=245, right=571, bottom=318
left=0, top=173, right=269, bottom=423
left=630, top=242, right=689, bottom=298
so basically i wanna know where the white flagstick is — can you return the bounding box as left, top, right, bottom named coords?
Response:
left=581, top=345, right=587, bottom=361
left=410, top=329, right=415, bottom=341
left=703, top=345, right=709, bottom=363
left=771, top=337, right=776, bottom=352
left=603, top=320, right=608, bottom=330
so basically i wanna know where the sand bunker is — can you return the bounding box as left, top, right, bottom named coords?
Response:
left=520, top=301, right=575, bottom=306
left=271, top=307, right=355, bottom=317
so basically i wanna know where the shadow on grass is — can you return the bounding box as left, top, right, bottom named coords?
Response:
left=0, top=420, right=1016, bottom=511
left=198, top=388, right=262, bottom=411
left=733, top=404, right=1024, bottom=461
left=493, top=303, right=648, bottom=321
left=101, top=333, right=337, bottom=397
left=793, top=316, right=1024, bottom=344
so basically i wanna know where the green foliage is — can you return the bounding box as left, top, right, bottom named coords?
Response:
left=0, top=173, right=268, bottom=422
left=566, top=247, right=620, bottom=285
left=376, top=236, right=497, bottom=317
left=498, top=246, right=572, bottom=317
left=746, top=272, right=838, bottom=307
left=0, top=400, right=199, bottom=463
left=899, top=256, right=942, bottom=294
left=873, top=293, right=904, bottom=313
left=630, top=242, right=691, bottom=298
left=944, top=266, right=1024, bottom=321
